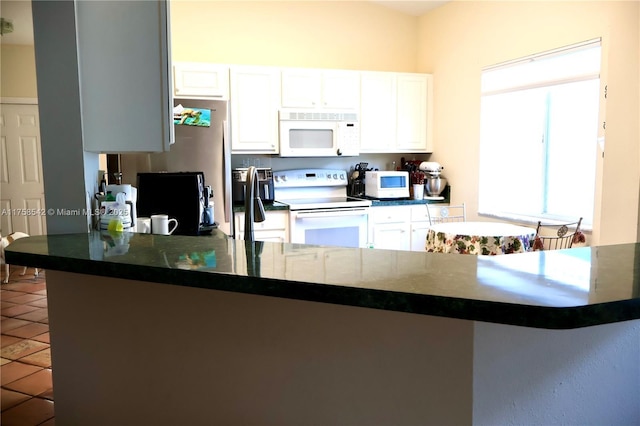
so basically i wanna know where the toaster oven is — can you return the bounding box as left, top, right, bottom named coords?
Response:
left=365, top=171, right=410, bottom=199
left=232, top=168, right=275, bottom=204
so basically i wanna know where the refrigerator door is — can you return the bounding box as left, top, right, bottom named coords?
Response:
left=148, top=99, right=232, bottom=236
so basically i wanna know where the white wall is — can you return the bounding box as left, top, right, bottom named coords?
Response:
left=474, top=320, right=640, bottom=424
left=170, top=1, right=419, bottom=72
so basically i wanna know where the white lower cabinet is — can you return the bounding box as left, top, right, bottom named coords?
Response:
left=370, top=204, right=447, bottom=252
left=410, top=222, right=431, bottom=252
left=234, top=210, right=289, bottom=243
left=370, top=206, right=411, bottom=251
left=410, top=205, right=432, bottom=252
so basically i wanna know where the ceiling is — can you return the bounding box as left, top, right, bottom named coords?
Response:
left=0, top=1, right=448, bottom=46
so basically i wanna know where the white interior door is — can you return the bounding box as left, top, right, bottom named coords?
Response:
left=0, top=103, right=47, bottom=235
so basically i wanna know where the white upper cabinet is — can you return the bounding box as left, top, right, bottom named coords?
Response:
left=360, top=72, right=433, bottom=153
left=281, top=69, right=360, bottom=110
left=359, top=72, right=397, bottom=152
left=173, top=63, right=230, bottom=99
left=396, top=73, right=431, bottom=152
left=321, top=70, right=360, bottom=110
left=77, top=0, right=173, bottom=153
left=230, top=66, right=281, bottom=154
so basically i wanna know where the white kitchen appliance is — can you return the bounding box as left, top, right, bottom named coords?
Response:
left=274, top=169, right=372, bottom=248
left=278, top=110, right=360, bottom=157
left=364, top=171, right=410, bottom=199
left=105, top=183, right=137, bottom=224
left=419, top=161, right=447, bottom=199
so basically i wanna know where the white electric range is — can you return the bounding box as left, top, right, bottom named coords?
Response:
left=274, top=169, right=371, bottom=248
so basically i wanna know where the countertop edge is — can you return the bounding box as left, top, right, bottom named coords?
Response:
left=7, top=247, right=639, bottom=330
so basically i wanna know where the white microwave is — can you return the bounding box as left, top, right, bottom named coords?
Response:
left=279, top=109, right=359, bottom=157
left=365, top=171, right=410, bottom=199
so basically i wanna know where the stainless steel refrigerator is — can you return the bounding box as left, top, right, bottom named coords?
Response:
left=121, top=99, right=233, bottom=236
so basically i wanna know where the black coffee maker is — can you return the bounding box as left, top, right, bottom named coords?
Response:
left=136, top=172, right=211, bottom=235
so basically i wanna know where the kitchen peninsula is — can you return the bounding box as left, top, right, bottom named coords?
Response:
left=6, top=234, right=640, bottom=425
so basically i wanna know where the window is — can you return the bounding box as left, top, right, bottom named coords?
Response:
left=478, top=39, right=601, bottom=226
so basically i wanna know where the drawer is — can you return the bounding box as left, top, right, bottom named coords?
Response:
left=411, top=204, right=450, bottom=222
left=371, top=206, right=411, bottom=224
left=410, top=205, right=431, bottom=222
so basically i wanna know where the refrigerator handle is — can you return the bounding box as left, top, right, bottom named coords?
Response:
left=222, top=119, right=233, bottom=228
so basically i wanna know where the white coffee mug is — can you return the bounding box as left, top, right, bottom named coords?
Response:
left=135, top=217, right=151, bottom=234
left=151, top=214, right=178, bottom=235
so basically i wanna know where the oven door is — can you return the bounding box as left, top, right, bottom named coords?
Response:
left=289, top=207, right=370, bottom=248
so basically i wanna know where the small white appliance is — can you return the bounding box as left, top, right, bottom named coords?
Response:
left=274, top=169, right=372, bottom=248
left=419, top=161, right=447, bottom=198
left=100, top=192, right=132, bottom=230
left=105, top=183, right=137, bottom=223
left=278, top=109, right=360, bottom=157
left=364, top=171, right=410, bottom=199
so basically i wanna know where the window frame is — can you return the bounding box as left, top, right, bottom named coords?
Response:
left=477, top=39, right=602, bottom=229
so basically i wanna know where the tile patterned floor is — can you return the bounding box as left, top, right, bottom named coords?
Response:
left=1, top=266, right=54, bottom=426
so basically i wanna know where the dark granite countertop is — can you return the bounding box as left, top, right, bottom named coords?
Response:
left=364, top=197, right=449, bottom=207
left=6, top=232, right=639, bottom=329
left=232, top=198, right=448, bottom=211
left=233, top=201, right=289, bottom=212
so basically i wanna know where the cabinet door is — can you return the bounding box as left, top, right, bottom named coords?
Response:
left=77, top=0, right=173, bottom=153
left=373, top=223, right=411, bottom=251
left=281, top=69, right=359, bottom=110
left=396, top=74, right=430, bottom=152
left=174, top=63, right=229, bottom=99
left=281, top=69, right=322, bottom=108
left=322, top=70, right=360, bottom=110
left=230, top=66, right=281, bottom=153
left=410, top=222, right=430, bottom=252
left=359, top=72, right=397, bottom=152
left=371, top=206, right=411, bottom=250
left=234, top=211, right=289, bottom=242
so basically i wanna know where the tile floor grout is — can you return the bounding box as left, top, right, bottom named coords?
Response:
left=1, top=267, right=55, bottom=426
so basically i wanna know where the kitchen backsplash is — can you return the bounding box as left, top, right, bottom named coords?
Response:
left=118, top=152, right=433, bottom=187
left=232, top=153, right=432, bottom=173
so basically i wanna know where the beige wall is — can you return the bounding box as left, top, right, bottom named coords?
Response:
left=1, top=44, right=38, bottom=98
left=418, top=1, right=640, bottom=245
left=6, top=1, right=637, bottom=244
left=170, top=0, right=419, bottom=71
